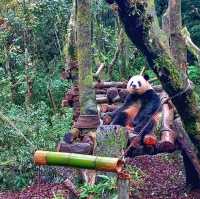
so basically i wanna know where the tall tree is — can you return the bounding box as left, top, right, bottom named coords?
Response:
left=77, top=0, right=98, bottom=115
left=107, top=0, right=200, bottom=188
left=168, top=0, right=187, bottom=72
left=64, top=0, right=78, bottom=85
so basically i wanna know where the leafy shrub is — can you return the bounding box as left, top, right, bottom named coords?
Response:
left=0, top=103, right=73, bottom=190
left=79, top=175, right=117, bottom=199
left=188, top=64, right=200, bottom=101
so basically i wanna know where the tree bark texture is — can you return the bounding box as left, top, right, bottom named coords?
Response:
left=181, top=27, right=200, bottom=64
left=168, top=0, right=187, bottom=70
left=117, top=172, right=130, bottom=199
left=77, top=0, right=98, bottom=115
left=120, top=29, right=128, bottom=79
left=64, top=0, right=78, bottom=84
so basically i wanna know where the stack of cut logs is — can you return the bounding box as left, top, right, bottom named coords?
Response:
left=60, top=79, right=177, bottom=156
left=62, top=86, right=80, bottom=121
left=95, top=81, right=177, bottom=154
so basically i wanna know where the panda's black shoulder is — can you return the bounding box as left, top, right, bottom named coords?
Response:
left=141, top=89, right=161, bottom=105
left=124, top=93, right=140, bottom=106
left=142, top=89, right=158, bottom=98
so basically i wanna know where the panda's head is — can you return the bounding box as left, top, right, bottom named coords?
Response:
left=127, top=75, right=152, bottom=94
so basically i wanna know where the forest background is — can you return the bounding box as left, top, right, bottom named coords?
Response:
left=0, top=0, right=199, bottom=192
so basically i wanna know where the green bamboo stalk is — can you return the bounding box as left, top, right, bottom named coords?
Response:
left=34, top=151, right=124, bottom=173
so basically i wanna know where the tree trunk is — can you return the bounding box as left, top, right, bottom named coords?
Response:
left=120, top=29, right=128, bottom=79
left=108, top=28, right=123, bottom=80
left=63, top=0, right=80, bottom=121
left=47, top=83, right=57, bottom=113
left=162, top=8, right=170, bottom=44
left=76, top=0, right=99, bottom=189
left=77, top=0, right=97, bottom=115
left=113, top=0, right=200, bottom=159
left=4, top=46, right=20, bottom=104
left=64, top=0, right=78, bottom=85
left=181, top=27, right=200, bottom=65
left=23, top=1, right=34, bottom=107
left=24, top=47, right=33, bottom=107
left=168, top=0, right=187, bottom=71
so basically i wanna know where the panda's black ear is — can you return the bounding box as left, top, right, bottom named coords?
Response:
left=143, top=74, right=150, bottom=81
left=128, top=75, right=132, bottom=80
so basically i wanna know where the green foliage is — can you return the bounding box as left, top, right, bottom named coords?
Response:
left=182, top=0, right=200, bottom=47
left=92, top=0, right=147, bottom=80
left=188, top=65, right=200, bottom=85
left=0, top=0, right=72, bottom=105
left=188, top=64, right=200, bottom=98
left=79, top=175, right=117, bottom=199
left=0, top=2, right=73, bottom=190
left=0, top=103, right=73, bottom=190
left=0, top=0, right=199, bottom=194
left=126, top=165, right=145, bottom=181
left=52, top=191, right=65, bottom=199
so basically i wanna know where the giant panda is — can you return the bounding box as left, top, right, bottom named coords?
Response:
left=108, top=75, right=161, bottom=145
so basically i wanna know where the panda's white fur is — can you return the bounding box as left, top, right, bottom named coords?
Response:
left=110, top=74, right=161, bottom=141
left=127, top=75, right=152, bottom=94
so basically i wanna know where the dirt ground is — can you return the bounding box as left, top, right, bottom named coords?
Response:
left=1, top=153, right=200, bottom=199
left=127, top=154, right=200, bottom=199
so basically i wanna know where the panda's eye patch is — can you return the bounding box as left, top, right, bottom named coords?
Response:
left=138, top=81, right=141, bottom=87
left=130, top=81, right=134, bottom=87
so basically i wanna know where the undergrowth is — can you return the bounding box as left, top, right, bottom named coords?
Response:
left=79, top=175, right=117, bottom=199
left=0, top=103, right=73, bottom=191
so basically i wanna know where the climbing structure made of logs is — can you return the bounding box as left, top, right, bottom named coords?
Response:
left=59, top=63, right=200, bottom=189
left=60, top=74, right=178, bottom=157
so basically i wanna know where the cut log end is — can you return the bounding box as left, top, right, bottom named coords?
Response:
left=100, top=104, right=118, bottom=113
left=102, top=114, right=112, bottom=125
left=159, top=130, right=176, bottom=152
left=143, top=133, right=158, bottom=146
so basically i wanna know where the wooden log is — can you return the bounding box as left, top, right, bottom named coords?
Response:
left=126, top=132, right=158, bottom=157
left=74, top=115, right=100, bottom=129
left=102, top=114, right=113, bottom=125
left=63, top=128, right=80, bottom=144
left=64, top=179, right=80, bottom=198
left=62, top=99, right=71, bottom=107
left=96, top=95, right=121, bottom=104
left=159, top=100, right=176, bottom=152
left=95, top=89, right=107, bottom=94
left=57, top=142, right=93, bottom=154
left=58, top=130, right=95, bottom=154
left=118, top=89, right=129, bottom=102
left=93, top=63, right=105, bottom=78
left=117, top=171, right=130, bottom=199
left=58, top=132, right=94, bottom=155
left=125, top=143, right=179, bottom=158
left=127, top=132, right=142, bottom=149
left=100, top=104, right=118, bottom=113
left=174, top=117, right=200, bottom=188
left=107, top=87, right=119, bottom=104
left=94, top=81, right=127, bottom=89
